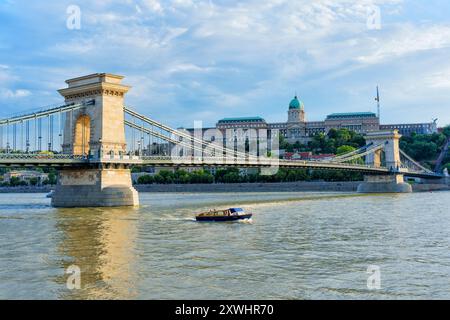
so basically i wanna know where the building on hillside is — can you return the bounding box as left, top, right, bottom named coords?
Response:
left=380, top=122, right=437, bottom=135
left=185, top=96, right=438, bottom=146
left=2, top=171, right=48, bottom=185
left=283, top=151, right=335, bottom=161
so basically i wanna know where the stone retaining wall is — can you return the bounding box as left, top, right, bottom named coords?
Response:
left=0, top=182, right=448, bottom=193
left=0, top=186, right=53, bottom=193
left=412, top=184, right=450, bottom=192
left=135, top=181, right=361, bottom=193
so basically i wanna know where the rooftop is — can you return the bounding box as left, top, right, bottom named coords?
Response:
left=218, top=117, right=266, bottom=123
left=326, top=112, right=377, bottom=119
left=289, top=96, right=304, bottom=110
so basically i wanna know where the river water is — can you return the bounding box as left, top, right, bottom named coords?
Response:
left=0, top=191, right=449, bottom=300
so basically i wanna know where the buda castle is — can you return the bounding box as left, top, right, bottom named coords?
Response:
left=209, top=96, right=437, bottom=144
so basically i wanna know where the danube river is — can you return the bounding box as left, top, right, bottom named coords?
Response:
left=0, top=191, right=449, bottom=299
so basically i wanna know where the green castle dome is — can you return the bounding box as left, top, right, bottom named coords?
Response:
left=289, top=96, right=304, bottom=109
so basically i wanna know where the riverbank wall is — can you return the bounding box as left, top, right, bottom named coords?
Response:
left=0, top=181, right=448, bottom=193
left=135, top=181, right=361, bottom=192
left=0, top=186, right=53, bottom=193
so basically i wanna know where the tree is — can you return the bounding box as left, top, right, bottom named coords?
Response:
left=305, top=129, right=365, bottom=155
left=158, top=170, right=175, bottom=184
left=153, top=174, right=165, bottom=184
left=9, top=176, right=21, bottom=187
left=408, top=141, right=438, bottom=161
left=443, top=162, right=450, bottom=172
left=48, top=172, right=57, bottom=185
left=190, top=170, right=214, bottom=184
left=223, top=171, right=240, bottom=183
left=131, top=166, right=142, bottom=173
left=336, top=145, right=356, bottom=156
left=215, top=168, right=239, bottom=183
left=137, top=175, right=154, bottom=184
left=443, top=125, right=450, bottom=138
left=174, top=169, right=190, bottom=184
left=29, top=177, right=39, bottom=186
left=279, top=135, right=290, bottom=151
left=178, top=174, right=191, bottom=184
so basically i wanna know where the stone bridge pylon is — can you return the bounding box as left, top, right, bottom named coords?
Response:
left=51, top=73, right=139, bottom=207
left=357, top=130, right=412, bottom=193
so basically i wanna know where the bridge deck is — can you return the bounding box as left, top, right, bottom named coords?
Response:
left=0, top=154, right=443, bottom=179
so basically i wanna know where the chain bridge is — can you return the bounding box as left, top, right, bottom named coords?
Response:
left=0, top=74, right=444, bottom=207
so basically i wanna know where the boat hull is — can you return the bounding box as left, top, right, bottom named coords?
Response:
left=196, top=214, right=252, bottom=222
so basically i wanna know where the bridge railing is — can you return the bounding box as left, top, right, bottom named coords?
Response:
left=0, top=153, right=87, bottom=160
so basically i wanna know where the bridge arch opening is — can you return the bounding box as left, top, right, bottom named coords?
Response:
left=73, top=114, right=91, bottom=156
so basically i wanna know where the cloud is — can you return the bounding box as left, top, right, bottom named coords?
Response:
left=167, top=63, right=213, bottom=74
left=425, top=69, right=450, bottom=89
left=357, top=24, right=450, bottom=65
left=1, top=0, right=450, bottom=126
left=0, top=89, right=31, bottom=99
left=142, top=0, right=164, bottom=14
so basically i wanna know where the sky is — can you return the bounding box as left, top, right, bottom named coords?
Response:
left=0, top=0, right=449, bottom=128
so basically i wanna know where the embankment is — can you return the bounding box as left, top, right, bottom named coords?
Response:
left=0, top=182, right=448, bottom=193
left=135, top=181, right=361, bottom=192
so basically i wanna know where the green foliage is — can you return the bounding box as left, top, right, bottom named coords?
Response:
left=443, top=150, right=450, bottom=167
left=213, top=167, right=362, bottom=183
left=336, top=145, right=356, bottom=156
left=137, top=175, right=154, bottom=184
left=131, top=166, right=142, bottom=173
left=9, top=176, right=22, bottom=187
left=136, top=169, right=214, bottom=184
left=400, top=132, right=447, bottom=162
left=279, top=135, right=309, bottom=153
left=190, top=170, right=214, bottom=184
left=3, top=176, right=29, bottom=187
left=158, top=170, right=174, bottom=184
left=47, top=172, right=57, bottom=185
left=279, top=135, right=290, bottom=151
left=29, top=177, right=39, bottom=186
left=215, top=168, right=239, bottom=183
left=153, top=174, right=165, bottom=184
left=443, top=162, right=450, bottom=172
left=443, top=125, right=450, bottom=138
left=292, top=129, right=366, bottom=155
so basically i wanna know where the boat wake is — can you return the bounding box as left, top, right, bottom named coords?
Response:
left=238, top=218, right=253, bottom=224
left=156, top=216, right=197, bottom=222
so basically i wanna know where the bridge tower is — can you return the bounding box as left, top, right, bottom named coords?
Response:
left=357, top=130, right=412, bottom=193
left=51, top=73, right=139, bottom=207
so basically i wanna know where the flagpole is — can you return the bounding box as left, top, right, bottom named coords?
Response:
left=375, top=86, right=380, bottom=120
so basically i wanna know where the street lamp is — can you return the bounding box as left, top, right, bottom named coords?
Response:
left=137, top=140, right=141, bottom=157
left=98, top=138, right=102, bottom=159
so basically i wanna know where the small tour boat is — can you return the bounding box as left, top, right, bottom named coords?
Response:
left=195, top=207, right=252, bottom=222
left=46, top=190, right=54, bottom=198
